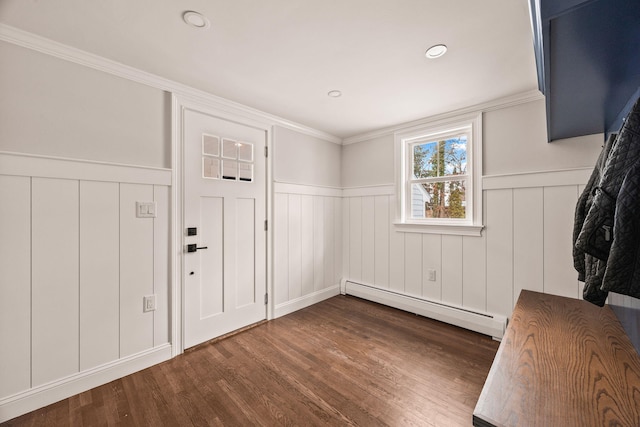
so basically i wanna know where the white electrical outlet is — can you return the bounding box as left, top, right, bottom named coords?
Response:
left=428, top=269, right=436, bottom=281
left=143, top=295, right=156, bottom=312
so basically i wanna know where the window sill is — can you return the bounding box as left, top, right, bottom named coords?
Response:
left=393, top=222, right=484, bottom=236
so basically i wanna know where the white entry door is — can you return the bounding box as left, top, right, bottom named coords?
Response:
left=183, top=108, right=267, bottom=349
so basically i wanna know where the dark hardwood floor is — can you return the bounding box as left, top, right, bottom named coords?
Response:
left=4, top=295, right=499, bottom=426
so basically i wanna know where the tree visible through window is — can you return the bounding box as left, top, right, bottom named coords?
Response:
left=410, top=134, right=468, bottom=219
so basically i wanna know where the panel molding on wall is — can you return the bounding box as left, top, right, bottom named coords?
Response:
left=342, top=184, right=395, bottom=197
left=32, top=178, right=80, bottom=386
left=273, top=183, right=343, bottom=318
left=274, top=182, right=342, bottom=197
left=0, top=154, right=172, bottom=422
left=0, top=176, right=31, bottom=398
left=0, top=151, right=171, bottom=185
left=342, top=168, right=588, bottom=326
left=483, top=167, right=591, bottom=190
left=79, top=181, right=120, bottom=371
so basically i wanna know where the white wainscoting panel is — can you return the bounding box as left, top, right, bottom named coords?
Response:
left=361, top=196, right=375, bottom=285
left=342, top=169, right=588, bottom=327
left=442, top=235, right=463, bottom=306
left=32, top=178, right=80, bottom=386
left=321, top=197, right=333, bottom=290
left=388, top=195, right=405, bottom=294
left=313, top=197, right=325, bottom=292
left=333, top=197, right=343, bottom=287
left=287, top=194, right=302, bottom=300
left=153, top=185, right=170, bottom=346
left=342, top=197, right=349, bottom=286
left=273, top=183, right=343, bottom=317
left=349, top=197, right=362, bottom=282
left=79, top=181, right=120, bottom=371
left=513, top=187, right=544, bottom=306
left=404, top=233, right=422, bottom=297
left=0, top=154, right=171, bottom=422
left=0, top=176, right=31, bottom=397
left=485, top=189, right=514, bottom=318
left=373, top=195, right=390, bottom=288
left=422, top=234, right=442, bottom=301
left=274, top=193, right=289, bottom=305
left=301, top=195, right=314, bottom=297
left=462, top=232, right=486, bottom=312
left=120, top=184, right=155, bottom=357
left=543, top=186, right=580, bottom=298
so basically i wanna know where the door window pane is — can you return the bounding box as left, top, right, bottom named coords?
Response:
left=239, top=163, right=253, bottom=182
left=203, top=157, right=220, bottom=179
left=203, top=134, right=220, bottom=156
left=222, top=160, right=237, bottom=180
left=202, top=134, right=255, bottom=182
left=238, top=142, right=253, bottom=162
left=222, top=138, right=237, bottom=159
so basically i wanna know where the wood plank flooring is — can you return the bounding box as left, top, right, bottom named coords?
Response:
left=4, top=296, right=499, bottom=426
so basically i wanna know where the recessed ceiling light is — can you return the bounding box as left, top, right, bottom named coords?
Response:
left=327, top=90, right=342, bottom=98
left=425, top=44, right=448, bottom=59
left=183, top=11, right=210, bottom=29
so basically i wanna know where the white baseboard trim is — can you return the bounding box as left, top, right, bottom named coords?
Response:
left=345, top=281, right=507, bottom=339
left=0, top=344, right=172, bottom=423
left=274, top=285, right=341, bottom=318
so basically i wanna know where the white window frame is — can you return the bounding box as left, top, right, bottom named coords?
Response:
left=394, top=112, right=484, bottom=236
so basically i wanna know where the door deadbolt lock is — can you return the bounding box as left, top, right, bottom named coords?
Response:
left=186, top=244, right=208, bottom=253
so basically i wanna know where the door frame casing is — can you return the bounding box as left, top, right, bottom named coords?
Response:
left=171, top=94, right=274, bottom=356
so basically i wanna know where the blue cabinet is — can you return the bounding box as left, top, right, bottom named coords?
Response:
left=529, top=0, right=640, bottom=141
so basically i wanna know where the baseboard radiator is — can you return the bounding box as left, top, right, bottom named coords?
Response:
left=344, top=281, right=507, bottom=339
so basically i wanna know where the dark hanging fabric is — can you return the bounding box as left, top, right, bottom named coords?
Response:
left=574, top=96, right=640, bottom=306
left=573, top=133, right=616, bottom=305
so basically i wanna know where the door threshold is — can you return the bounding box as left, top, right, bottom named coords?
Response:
left=185, top=319, right=268, bottom=352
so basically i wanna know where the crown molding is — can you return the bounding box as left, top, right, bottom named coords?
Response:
left=342, top=89, right=544, bottom=145
left=0, top=24, right=342, bottom=145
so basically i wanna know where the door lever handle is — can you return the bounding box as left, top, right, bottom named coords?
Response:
left=186, top=244, right=208, bottom=253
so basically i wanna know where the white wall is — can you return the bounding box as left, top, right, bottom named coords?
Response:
left=0, top=41, right=170, bottom=168
left=341, top=134, right=394, bottom=187
left=273, top=125, right=342, bottom=188
left=341, top=99, right=602, bottom=320
left=0, top=153, right=171, bottom=420
left=483, top=99, right=603, bottom=175
left=272, top=126, right=343, bottom=317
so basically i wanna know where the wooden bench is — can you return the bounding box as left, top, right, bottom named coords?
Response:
left=473, top=290, right=640, bottom=426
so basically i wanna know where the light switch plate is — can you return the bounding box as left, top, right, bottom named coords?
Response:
left=143, top=295, right=156, bottom=312
left=136, top=201, right=157, bottom=218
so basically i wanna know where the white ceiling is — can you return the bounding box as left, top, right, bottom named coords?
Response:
left=0, top=0, right=538, bottom=139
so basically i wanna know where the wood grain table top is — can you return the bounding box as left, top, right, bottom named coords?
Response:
left=473, top=290, right=640, bottom=427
